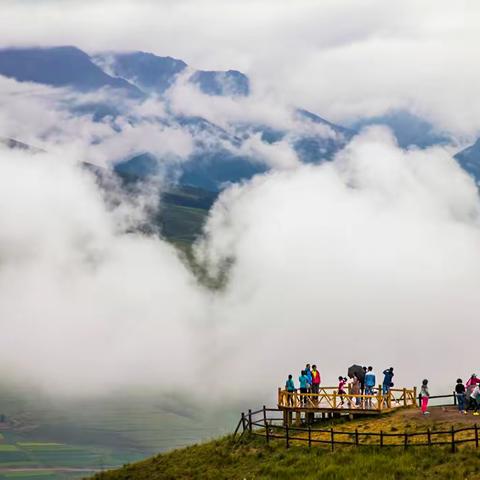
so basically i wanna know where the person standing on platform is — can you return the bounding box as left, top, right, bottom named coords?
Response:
left=359, top=366, right=367, bottom=406
left=299, top=370, right=309, bottom=406
left=382, top=367, right=394, bottom=395
left=364, top=366, right=376, bottom=408
left=311, top=365, right=321, bottom=393
left=420, top=379, right=430, bottom=415
left=351, top=373, right=361, bottom=407
left=338, top=376, right=347, bottom=406
left=305, top=364, right=312, bottom=393
left=286, top=374, right=296, bottom=406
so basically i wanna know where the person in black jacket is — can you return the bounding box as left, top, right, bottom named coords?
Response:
left=455, top=378, right=466, bottom=414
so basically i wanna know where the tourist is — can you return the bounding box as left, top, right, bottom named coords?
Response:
left=286, top=374, right=296, bottom=406
left=382, top=367, right=394, bottom=395
left=311, top=365, right=321, bottom=395
left=455, top=378, right=466, bottom=414
left=299, top=370, right=309, bottom=406
left=364, top=366, right=376, bottom=408
left=472, top=384, right=480, bottom=416
left=305, top=364, right=312, bottom=393
left=466, top=373, right=480, bottom=388
left=420, top=379, right=430, bottom=415
left=466, top=374, right=480, bottom=410
left=360, top=366, right=367, bottom=395
left=351, top=373, right=361, bottom=406
left=338, top=376, right=347, bottom=406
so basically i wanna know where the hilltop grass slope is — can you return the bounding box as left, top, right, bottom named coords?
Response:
left=91, top=408, right=480, bottom=480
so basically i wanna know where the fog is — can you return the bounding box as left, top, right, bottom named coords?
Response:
left=1, top=122, right=479, bottom=403
left=200, top=128, right=480, bottom=398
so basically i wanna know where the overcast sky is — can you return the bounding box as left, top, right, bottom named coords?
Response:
left=1, top=0, right=479, bottom=136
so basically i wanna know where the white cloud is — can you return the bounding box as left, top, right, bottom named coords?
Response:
left=0, top=126, right=479, bottom=402
left=1, top=0, right=479, bottom=136
left=198, top=128, right=480, bottom=396
left=0, top=144, right=209, bottom=394
left=239, top=133, right=300, bottom=170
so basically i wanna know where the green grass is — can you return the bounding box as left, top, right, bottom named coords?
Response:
left=90, top=434, right=480, bottom=480
left=90, top=408, right=480, bottom=480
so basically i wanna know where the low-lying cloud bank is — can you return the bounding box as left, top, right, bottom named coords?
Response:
left=0, top=126, right=479, bottom=403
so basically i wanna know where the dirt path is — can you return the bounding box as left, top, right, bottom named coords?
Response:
left=401, top=405, right=480, bottom=424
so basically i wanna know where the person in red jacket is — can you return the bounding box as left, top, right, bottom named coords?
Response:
left=311, top=364, right=321, bottom=394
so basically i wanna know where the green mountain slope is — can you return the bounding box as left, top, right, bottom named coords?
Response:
left=90, top=408, right=480, bottom=480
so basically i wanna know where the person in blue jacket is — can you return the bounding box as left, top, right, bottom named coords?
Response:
left=305, top=364, right=313, bottom=393
left=382, top=367, right=394, bottom=395
left=299, top=370, right=309, bottom=406
left=286, top=374, right=296, bottom=406
left=364, top=366, right=376, bottom=408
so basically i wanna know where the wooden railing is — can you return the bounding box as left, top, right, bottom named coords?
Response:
left=277, top=386, right=417, bottom=411
left=234, top=404, right=480, bottom=452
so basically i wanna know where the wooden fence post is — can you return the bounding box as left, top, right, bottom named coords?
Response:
left=285, top=423, right=290, bottom=449
left=427, top=428, right=431, bottom=446
left=355, top=429, right=359, bottom=446
left=241, top=412, right=246, bottom=433
left=404, top=432, right=408, bottom=450
left=248, top=409, right=252, bottom=434
left=403, top=388, right=407, bottom=407
left=377, top=385, right=383, bottom=412
left=263, top=406, right=269, bottom=444
left=331, top=428, right=335, bottom=451
left=451, top=426, right=455, bottom=453
left=308, top=426, right=312, bottom=448
left=475, top=424, right=479, bottom=448
left=453, top=391, right=457, bottom=407
left=380, top=430, right=384, bottom=447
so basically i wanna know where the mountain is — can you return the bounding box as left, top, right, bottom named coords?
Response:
left=93, top=51, right=249, bottom=97
left=0, top=46, right=141, bottom=95
left=454, top=138, right=480, bottom=183
left=93, top=51, right=187, bottom=94
left=350, top=110, right=451, bottom=149
left=0, top=137, right=43, bottom=153
left=190, top=69, right=250, bottom=96
left=0, top=46, right=353, bottom=190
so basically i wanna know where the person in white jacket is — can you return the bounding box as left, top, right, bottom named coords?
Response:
left=471, top=384, right=480, bottom=416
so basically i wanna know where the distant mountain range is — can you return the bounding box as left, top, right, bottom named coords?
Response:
left=0, top=46, right=352, bottom=191
left=350, top=111, right=452, bottom=149
left=1, top=46, right=479, bottom=192
left=2, top=45, right=480, bottom=249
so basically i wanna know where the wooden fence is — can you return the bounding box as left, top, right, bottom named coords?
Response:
left=234, top=394, right=478, bottom=452
left=278, top=386, right=417, bottom=412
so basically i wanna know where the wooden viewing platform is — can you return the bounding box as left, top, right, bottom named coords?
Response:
left=278, top=385, right=417, bottom=425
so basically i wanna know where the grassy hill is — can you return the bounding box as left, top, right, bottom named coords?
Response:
left=90, top=407, right=480, bottom=480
